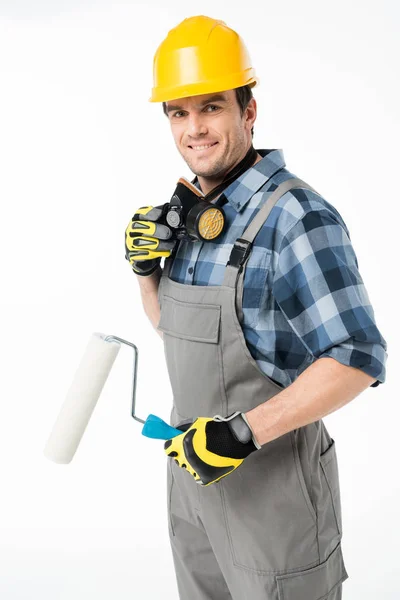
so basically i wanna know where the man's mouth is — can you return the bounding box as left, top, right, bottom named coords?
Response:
left=188, top=142, right=218, bottom=152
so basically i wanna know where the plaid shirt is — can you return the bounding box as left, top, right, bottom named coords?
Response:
left=168, top=149, right=387, bottom=388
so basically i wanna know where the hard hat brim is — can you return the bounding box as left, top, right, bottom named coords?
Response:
left=149, top=71, right=258, bottom=103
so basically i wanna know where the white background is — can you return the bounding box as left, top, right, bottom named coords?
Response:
left=0, top=1, right=398, bottom=598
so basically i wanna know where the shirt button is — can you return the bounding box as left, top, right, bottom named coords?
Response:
left=188, top=267, right=194, bottom=274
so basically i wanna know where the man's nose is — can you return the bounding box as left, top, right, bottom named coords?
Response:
left=186, top=113, right=208, bottom=138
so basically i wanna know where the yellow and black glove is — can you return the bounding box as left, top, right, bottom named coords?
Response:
left=125, top=204, right=177, bottom=276
left=164, top=412, right=261, bottom=486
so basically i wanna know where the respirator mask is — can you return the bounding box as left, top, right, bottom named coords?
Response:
left=165, top=145, right=258, bottom=243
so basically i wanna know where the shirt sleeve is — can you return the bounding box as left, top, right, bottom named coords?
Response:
left=272, top=208, right=387, bottom=386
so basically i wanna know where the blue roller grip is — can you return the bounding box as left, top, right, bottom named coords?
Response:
left=141, top=414, right=184, bottom=440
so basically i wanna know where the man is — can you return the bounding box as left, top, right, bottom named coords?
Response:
left=125, top=16, right=387, bottom=600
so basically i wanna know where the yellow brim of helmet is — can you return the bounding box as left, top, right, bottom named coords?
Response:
left=150, top=71, right=258, bottom=103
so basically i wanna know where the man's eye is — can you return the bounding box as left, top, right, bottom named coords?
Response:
left=172, top=111, right=185, bottom=118
left=205, top=105, right=219, bottom=112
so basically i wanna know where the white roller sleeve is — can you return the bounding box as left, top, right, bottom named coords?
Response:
left=44, top=332, right=121, bottom=464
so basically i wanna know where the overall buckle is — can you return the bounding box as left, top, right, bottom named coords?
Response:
left=227, top=238, right=252, bottom=271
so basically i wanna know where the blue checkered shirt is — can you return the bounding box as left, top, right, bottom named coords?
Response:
left=168, top=149, right=387, bottom=388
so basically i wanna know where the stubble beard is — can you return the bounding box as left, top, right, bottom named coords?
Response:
left=188, top=155, right=228, bottom=179
left=178, top=127, right=248, bottom=181
left=180, top=141, right=240, bottom=181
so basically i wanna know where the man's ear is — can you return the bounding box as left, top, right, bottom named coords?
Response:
left=245, top=97, right=257, bottom=133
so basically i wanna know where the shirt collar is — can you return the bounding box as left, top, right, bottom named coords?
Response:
left=191, top=149, right=286, bottom=212
left=219, top=149, right=286, bottom=212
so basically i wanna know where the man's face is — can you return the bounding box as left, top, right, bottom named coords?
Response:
left=165, top=89, right=255, bottom=180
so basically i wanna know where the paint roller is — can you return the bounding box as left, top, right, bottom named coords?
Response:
left=43, top=332, right=184, bottom=464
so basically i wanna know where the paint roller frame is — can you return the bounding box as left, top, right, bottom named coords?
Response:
left=44, top=331, right=186, bottom=464
left=104, top=334, right=145, bottom=425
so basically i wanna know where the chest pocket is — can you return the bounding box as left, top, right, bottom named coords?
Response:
left=157, top=295, right=226, bottom=418
left=241, top=247, right=272, bottom=328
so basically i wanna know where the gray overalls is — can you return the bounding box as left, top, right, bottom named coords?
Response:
left=157, top=178, right=349, bottom=599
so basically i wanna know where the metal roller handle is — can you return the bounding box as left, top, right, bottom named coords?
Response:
left=104, top=335, right=144, bottom=424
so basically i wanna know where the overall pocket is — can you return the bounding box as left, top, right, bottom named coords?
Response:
left=220, top=432, right=319, bottom=574
left=157, top=295, right=227, bottom=418
left=167, top=459, right=175, bottom=537
left=276, top=541, right=348, bottom=600
left=291, top=428, right=317, bottom=523
left=318, top=438, right=343, bottom=540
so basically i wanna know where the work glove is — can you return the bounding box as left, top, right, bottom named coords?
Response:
left=125, top=204, right=177, bottom=276
left=164, top=411, right=261, bottom=487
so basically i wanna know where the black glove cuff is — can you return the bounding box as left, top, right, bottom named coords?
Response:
left=226, top=413, right=254, bottom=444
left=132, top=258, right=161, bottom=276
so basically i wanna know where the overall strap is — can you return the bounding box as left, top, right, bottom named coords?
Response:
left=161, top=232, right=184, bottom=280
left=222, top=177, right=319, bottom=322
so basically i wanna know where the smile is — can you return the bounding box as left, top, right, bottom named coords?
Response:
left=189, top=142, right=218, bottom=152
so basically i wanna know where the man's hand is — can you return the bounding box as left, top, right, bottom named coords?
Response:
left=125, top=204, right=177, bottom=276
left=164, top=412, right=261, bottom=486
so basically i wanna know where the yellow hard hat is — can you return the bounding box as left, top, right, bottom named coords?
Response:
left=150, top=15, right=258, bottom=103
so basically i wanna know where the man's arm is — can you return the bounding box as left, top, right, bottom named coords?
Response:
left=245, top=356, right=375, bottom=446
left=244, top=201, right=387, bottom=446
left=136, top=265, right=163, bottom=338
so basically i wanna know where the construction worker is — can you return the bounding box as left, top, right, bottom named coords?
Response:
left=125, top=15, right=387, bottom=600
